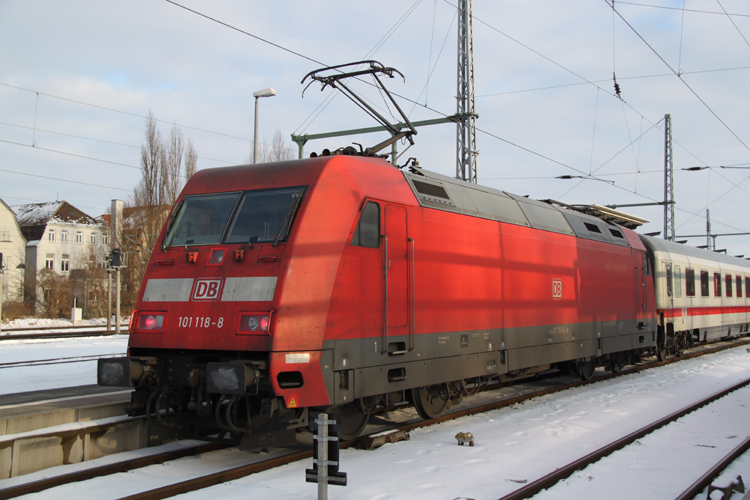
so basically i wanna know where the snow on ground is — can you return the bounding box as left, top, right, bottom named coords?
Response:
left=0, top=316, right=129, bottom=395
left=1, top=316, right=127, bottom=333
left=0, top=334, right=128, bottom=395
left=8, top=346, right=750, bottom=500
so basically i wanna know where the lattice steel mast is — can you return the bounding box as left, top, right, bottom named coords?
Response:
left=456, top=0, right=478, bottom=183
left=664, top=114, right=675, bottom=241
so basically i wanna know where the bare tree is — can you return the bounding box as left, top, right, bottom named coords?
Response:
left=134, top=111, right=163, bottom=208
left=185, top=137, right=197, bottom=181
left=122, top=112, right=199, bottom=312
left=163, top=125, right=185, bottom=206
left=249, top=129, right=295, bottom=163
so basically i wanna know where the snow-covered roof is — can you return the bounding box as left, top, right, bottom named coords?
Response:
left=10, top=201, right=104, bottom=242
left=11, top=201, right=101, bottom=228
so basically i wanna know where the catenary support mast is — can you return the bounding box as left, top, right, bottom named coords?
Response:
left=664, top=114, right=675, bottom=241
left=456, top=0, right=478, bottom=183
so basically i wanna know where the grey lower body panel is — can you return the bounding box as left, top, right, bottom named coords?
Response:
left=323, top=318, right=657, bottom=405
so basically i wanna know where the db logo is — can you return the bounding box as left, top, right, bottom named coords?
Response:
left=192, top=278, right=223, bottom=301
left=552, top=279, right=563, bottom=300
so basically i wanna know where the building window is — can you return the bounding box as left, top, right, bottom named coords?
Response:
left=726, top=275, right=733, bottom=297
left=102, top=234, right=109, bottom=245
left=0, top=231, right=9, bottom=242
left=61, top=254, right=70, bottom=272
left=685, top=269, right=695, bottom=297
left=61, top=230, right=69, bottom=243
left=90, top=232, right=97, bottom=244
left=714, top=273, right=722, bottom=297
left=45, top=253, right=55, bottom=270
left=48, top=229, right=55, bottom=242
left=76, top=231, right=83, bottom=244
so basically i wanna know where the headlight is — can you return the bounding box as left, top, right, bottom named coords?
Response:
left=137, top=313, right=164, bottom=332
left=238, top=313, right=270, bottom=334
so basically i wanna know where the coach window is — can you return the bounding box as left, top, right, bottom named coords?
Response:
left=746, top=277, right=750, bottom=298
left=714, top=273, right=722, bottom=297
left=643, top=254, right=650, bottom=275
left=701, top=271, right=709, bottom=297
left=737, top=276, right=743, bottom=298
left=726, top=275, right=733, bottom=297
left=674, top=266, right=682, bottom=298
left=351, top=201, right=380, bottom=248
left=666, top=263, right=672, bottom=297
left=685, top=269, right=695, bottom=297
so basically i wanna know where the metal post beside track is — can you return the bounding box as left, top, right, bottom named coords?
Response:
left=306, top=412, right=347, bottom=500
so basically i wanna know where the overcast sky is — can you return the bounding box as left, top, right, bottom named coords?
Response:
left=2, top=0, right=750, bottom=253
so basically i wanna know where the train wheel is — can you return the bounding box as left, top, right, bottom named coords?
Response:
left=577, top=360, right=595, bottom=381
left=337, top=401, right=370, bottom=441
left=412, top=384, right=450, bottom=420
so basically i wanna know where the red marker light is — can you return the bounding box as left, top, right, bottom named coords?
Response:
left=239, top=314, right=271, bottom=334
left=137, top=313, right=164, bottom=332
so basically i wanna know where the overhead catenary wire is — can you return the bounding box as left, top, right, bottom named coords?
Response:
left=606, top=0, right=750, bottom=154
left=5, top=1, right=747, bottom=244
left=0, top=121, right=238, bottom=165
left=0, top=167, right=131, bottom=192
left=614, top=1, right=750, bottom=18
left=476, top=65, right=750, bottom=97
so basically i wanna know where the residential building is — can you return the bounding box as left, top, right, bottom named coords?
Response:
left=0, top=199, right=28, bottom=302
left=11, top=201, right=110, bottom=313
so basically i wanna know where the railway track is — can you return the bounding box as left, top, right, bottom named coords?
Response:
left=676, top=435, right=750, bottom=500
left=0, top=324, right=129, bottom=341
left=0, top=353, right=128, bottom=370
left=497, top=377, right=750, bottom=500
left=4, top=338, right=748, bottom=500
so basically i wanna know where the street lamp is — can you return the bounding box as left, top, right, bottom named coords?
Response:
left=253, top=87, right=277, bottom=163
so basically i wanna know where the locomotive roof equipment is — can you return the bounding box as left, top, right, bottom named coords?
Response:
left=301, top=60, right=417, bottom=158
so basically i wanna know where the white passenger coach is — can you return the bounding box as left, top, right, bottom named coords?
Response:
left=641, top=235, right=750, bottom=359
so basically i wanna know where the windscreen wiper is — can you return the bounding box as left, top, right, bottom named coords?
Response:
left=273, top=193, right=303, bottom=248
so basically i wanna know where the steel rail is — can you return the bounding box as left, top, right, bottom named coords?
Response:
left=0, top=329, right=129, bottom=341
left=0, top=353, right=128, bottom=369
left=118, top=339, right=750, bottom=500
left=675, top=435, right=750, bottom=500
left=4, top=338, right=749, bottom=500
left=0, top=442, right=227, bottom=500
left=496, top=377, right=750, bottom=500
left=2, top=324, right=128, bottom=333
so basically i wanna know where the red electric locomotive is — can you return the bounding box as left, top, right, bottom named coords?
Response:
left=98, top=154, right=658, bottom=444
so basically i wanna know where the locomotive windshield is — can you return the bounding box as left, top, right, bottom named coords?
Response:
left=164, top=188, right=305, bottom=247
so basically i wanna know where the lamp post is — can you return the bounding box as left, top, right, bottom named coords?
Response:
left=253, top=87, right=277, bottom=163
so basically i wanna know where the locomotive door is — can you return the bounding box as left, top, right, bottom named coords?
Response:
left=664, top=261, right=674, bottom=319
left=383, top=204, right=411, bottom=352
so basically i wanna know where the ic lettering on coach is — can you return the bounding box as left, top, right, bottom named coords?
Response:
left=192, top=278, right=223, bottom=301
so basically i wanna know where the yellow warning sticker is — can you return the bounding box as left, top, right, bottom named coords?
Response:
left=287, top=396, right=298, bottom=408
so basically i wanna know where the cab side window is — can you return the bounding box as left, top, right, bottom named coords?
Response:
left=351, top=202, right=380, bottom=248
